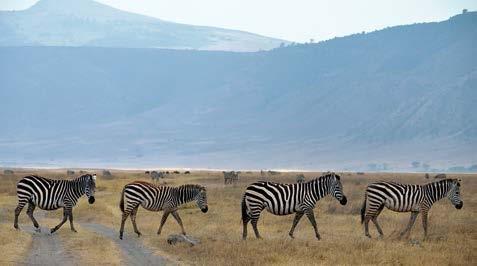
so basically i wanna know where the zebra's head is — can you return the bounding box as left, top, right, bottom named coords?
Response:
left=330, top=173, right=347, bottom=205
left=85, top=174, right=96, bottom=204
left=447, top=179, right=463, bottom=209
left=195, top=186, right=208, bottom=213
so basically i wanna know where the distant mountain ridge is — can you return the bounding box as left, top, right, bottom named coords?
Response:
left=0, top=0, right=288, bottom=51
left=0, top=11, right=476, bottom=171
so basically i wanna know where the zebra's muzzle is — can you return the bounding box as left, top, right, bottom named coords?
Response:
left=201, top=206, right=208, bottom=213
left=88, top=196, right=96, bottom=204
left=339, top=196, right=347, bottom=205
left=455, top=201, right=463, bottom=209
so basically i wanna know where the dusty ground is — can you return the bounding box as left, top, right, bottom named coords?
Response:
left=0, top=169, right=476, bottom=265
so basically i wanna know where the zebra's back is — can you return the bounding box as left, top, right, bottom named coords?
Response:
left=244, top=181, right=306, bottom=215
left=122, top=181, right=173, bottom=212
left=366, top=181, right=424, bottom=212
left=17, top=175, right=65, bottom=210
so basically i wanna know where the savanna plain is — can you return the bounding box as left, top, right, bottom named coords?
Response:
left=0, top=169, right=475, bottom=265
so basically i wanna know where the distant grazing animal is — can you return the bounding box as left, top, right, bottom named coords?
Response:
left=79, top=170, right=87, bottom=174
left=223, top=171, right=239, bottom=185
left=151, top=171, right=164, bottom=182
left=14, top=174, right=96, bottom=233
left=184, top=171, right=191, bottom=174
left=357, top=172, right=365, bottom=175
left=67, top=170, right=75, bottom=176
left=296, top=174, right=305, bottom=183
left=166, top=171, right=170, bottom=174
left=119, top=181, right=208, bottom=239
left=434, top=173, right=447, bottom=179
left=425, top=173, right=430, bottom=179
left=4, top=169, right=14, bottom=175
left=173, top=171, right=180, bottom=174
left=268, top=170, right=280, bottom=175
left=103, top=170, right=112, bottom=176
left=145, top=171, right=150, bottom=175
left=361, top=179, right=463, bottom=238
left=241, top=172, right=347, bottom=240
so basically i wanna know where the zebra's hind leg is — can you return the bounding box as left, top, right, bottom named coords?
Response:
left=51, top=208, right=68, bottom=234
left=14, top=199, right=28, bottom=230
left=289, top=212, right=304, bottom=239
left=119, top=211, right=130, bottom=240
left=130, top=207, right=141, bottom=237
left=399, top=211, right=419, bottom=239
left=250, top=216, right=262, bottom=239
left=305, top=209, right=321, bottom=240
left=26, top=202, right=40, bottom=232
left=242, top=215, right=250, bottom=240
left=371, top=217, right=383, bottom=238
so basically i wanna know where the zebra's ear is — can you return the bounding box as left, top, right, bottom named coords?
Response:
left=92, top=174, right=97, bottom=181
left=335, top=174, right=340, bottom=181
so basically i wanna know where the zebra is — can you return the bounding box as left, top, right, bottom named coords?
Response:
left=118, top=181, right=208, bottom=239
left=360, top=178, right=463, bottom=239
left=296, top=174, right=305, bottom=183
left=241, top=172, right=347, bottom=240
left=14, top=174, right=96, bottom=233
left=150, top=171, right=164, bottom=182
left=223, top=171, right=238, bottom=185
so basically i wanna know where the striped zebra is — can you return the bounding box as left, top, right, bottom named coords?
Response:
left=118, top=181, right=208, bottom=239
left=223, top=171, right=238, bottom=185
left=241, top=172, right=347, bottom=240
left=361, top=178, right=463, bottom=238
left=14, top=174, right=96, bottom=233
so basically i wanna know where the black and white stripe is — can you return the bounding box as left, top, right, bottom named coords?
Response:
left=241, top=172, right=347, bottom=240
left=119, top=181, right=208, bottom=239
left=361, top=178, right=463, bottom=238
left=14, top=174, right=96, bottom=233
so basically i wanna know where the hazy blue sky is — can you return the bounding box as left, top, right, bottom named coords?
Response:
left=1, top=0, right=475, bottom=42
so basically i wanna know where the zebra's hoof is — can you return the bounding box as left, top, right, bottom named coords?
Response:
left=289, top=234, right=295, bottom=239
left=35, top=227, right=41, bottom=233
left=71, top=229, right=78, bottom=233
left=136, top=232, right=142, bottom=237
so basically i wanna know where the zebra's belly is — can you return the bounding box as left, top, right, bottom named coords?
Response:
left=265, top=205, right=296, bottom=216
left=384, top=200, right=415, bottom=212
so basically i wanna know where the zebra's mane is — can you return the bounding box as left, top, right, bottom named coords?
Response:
left=426, top=178, right=458, bottom=187
left=177, top=184, right=206, bottom=191
left=307, top=172, right=335, bottom=184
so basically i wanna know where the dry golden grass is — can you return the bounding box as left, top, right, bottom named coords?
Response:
left=0, top=169, right=476, bottom=265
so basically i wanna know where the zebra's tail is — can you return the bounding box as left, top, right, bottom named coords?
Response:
left=119, top=187, right=126, bottom=213
left=241, top=195, right=248, bottom=222
left=360, top=194, right=367, bottom=224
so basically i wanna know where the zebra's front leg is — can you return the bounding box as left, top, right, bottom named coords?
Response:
left=157, top=211, right=171, bottom=235
left=421, top=211, right=429, bottom=239
left=305, top=209, right=320, bottom=240
left=68, top=209, right=77, bottom=233
left=399, top=211, right=418, bottom=239
left=171, top=211, right=186, bottom=235
left=289, top=212, right=304, bottom=239
left=26, top=202, right=40, bottom=232
left=51, top=208, right=68, bottom=234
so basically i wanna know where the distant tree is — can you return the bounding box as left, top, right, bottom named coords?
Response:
left=411, top=161, right=420, bottom=168
left=309, top=38, right=314, bottom=43
left=279, top=42, right=285, bottom=48
left=469, top=164, right=477, bottom=172
left=462, top=9, right=468, bottom=14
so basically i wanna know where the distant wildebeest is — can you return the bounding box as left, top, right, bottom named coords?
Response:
left=145, top=171, right=150, bottom=175
left=357, top=172, right=365, bottom=175
left=79, top=170, right=87, bottom=174
left=425, top=173, right=430, bottom=179
left=173, top=171, right=180, bottom=174
left=296, top=174, right=305, bottom=183
left=166, top=171, right=170, bottom=174
left=3, top=169, right=14, bottom=175
left=119, top=182, right=208, bottom=239
left=242, top=172, right=347, bottom=240
left=14, top=174, right=96, bottom=233
left=223, top=171, right=239, bottom=185
left=361, top=178, right=463, bottom=239
left=67, top=170, right=75, bottom=176
left=184, top=171, right=191, bottom=175
left=103, top=170, right=112, bottom=177
left=435, top=173, right=447, bottom=179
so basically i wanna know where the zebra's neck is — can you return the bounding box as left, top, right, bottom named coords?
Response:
left=308, top=175, right=333, bottom=202
left=67, top=176, right=88, bottom=200
left=423, top=180, right=452, bottom=204
left=175, top=185, right=200, bottom=205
